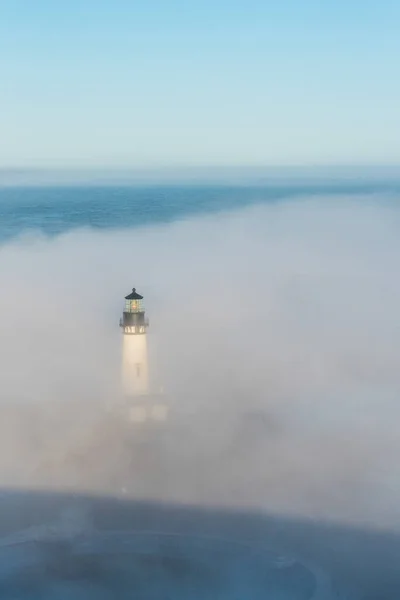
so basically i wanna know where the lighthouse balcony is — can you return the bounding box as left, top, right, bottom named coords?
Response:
left=120, top=313, right=149, bottom=326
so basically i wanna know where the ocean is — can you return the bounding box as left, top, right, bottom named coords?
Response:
left=1, top=180, right=400, bottom=243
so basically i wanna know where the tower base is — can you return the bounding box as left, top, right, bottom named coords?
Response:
left=116, top=393, right=170, bottom=426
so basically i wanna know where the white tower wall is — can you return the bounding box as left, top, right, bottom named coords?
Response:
left=122, top=333, right=149, bottom=396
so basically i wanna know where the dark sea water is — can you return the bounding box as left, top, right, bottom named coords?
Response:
left=1, top=181, right=399, bottom=243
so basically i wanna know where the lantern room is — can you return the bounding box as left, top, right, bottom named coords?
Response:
left=120, top=288, right=148, bottom=333
left=124, top=288, right=144, bottom=314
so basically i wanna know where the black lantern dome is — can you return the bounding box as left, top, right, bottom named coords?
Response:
left=125, top=288, right=143, bottom=301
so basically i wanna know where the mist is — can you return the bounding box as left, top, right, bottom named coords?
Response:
left=0, top=194, right=399, bottom=533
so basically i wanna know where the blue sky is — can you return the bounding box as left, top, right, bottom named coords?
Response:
left=1, top=0, right=399, bottom=168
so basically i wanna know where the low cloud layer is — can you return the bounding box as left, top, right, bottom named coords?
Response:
left=0, top=194, right=399, bottom=531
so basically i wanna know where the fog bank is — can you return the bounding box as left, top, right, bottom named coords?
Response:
left=0, top=194, right=399, bottom=531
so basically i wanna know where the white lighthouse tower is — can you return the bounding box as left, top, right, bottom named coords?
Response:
left=120, top=287, right=149, bottom=397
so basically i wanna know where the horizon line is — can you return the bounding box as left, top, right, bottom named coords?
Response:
left=1, top=164, right=400, bottom=188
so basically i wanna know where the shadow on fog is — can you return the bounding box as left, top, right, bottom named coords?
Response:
left=0, top=488, right=399, bottom=599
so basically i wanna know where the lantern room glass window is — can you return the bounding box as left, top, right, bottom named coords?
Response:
left=125, top=299, right=144, bottom=313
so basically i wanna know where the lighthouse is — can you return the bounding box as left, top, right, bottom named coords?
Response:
left=120, top=287, right=149, bottom=397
